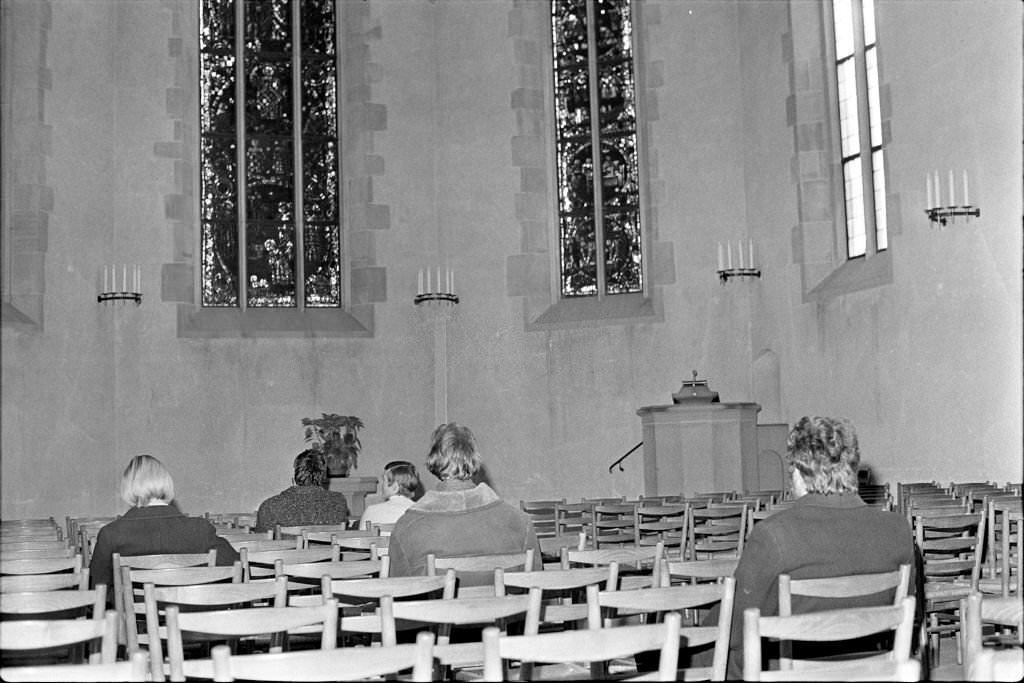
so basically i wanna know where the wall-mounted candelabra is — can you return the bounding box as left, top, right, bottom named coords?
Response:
left=716, top=239, right=761, bottom=284
left=925, top=169, right=980, bottom=227
left=98, top=264, right=142, bottom=305
left=414, top=266, right=459, bottom=306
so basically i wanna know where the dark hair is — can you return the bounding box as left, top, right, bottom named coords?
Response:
left=384, top=460, right=421, bottom=499
left=425, top=423, right=482, bottom=481
left=293, top=449, right=328, bottom=488
left=786, top=416, right=860, bottom=495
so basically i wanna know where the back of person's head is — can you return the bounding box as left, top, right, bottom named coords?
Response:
left=383, top=460, right=421, bottom=499
left=786, top=416, right=860, bottom=495
left=121, top=454, right=175, bottom=507
left=426, top=422, right=482, bottom=481
left=293, top=449, right=329, bottom=488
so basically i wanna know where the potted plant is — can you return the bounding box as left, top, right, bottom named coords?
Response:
left=301, top=413, right=364, bottom=477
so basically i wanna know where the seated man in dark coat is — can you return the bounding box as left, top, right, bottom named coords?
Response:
left=254, top=449, right=349, bottom=533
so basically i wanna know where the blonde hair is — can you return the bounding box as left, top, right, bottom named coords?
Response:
left=120, top=454, right=175, bottom=507
left=426, top=423, right=482, bottom=481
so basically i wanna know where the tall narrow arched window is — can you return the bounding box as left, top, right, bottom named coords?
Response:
left=551, top=0, right=642, bottom=298
left=832, top=0, right=887, bottom=259
left=200, top=0, right=341, bottom=308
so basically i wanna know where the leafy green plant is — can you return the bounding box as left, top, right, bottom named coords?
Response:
left=301, top=413, right=364, bottom=476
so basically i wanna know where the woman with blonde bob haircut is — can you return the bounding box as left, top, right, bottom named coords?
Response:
left=89, top=454, right=239, bottom=598
left=120, top=454, right=175, bottom=507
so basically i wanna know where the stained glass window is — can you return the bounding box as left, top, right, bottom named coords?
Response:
left=831, top=0, right=887, bottom=259
left=200, top=0, right=341, bottom=308
left=551, top=0, right=642, bottom=298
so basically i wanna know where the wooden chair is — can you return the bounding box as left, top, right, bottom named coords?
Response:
left=742, top=597, right=916, bottom=680
left=634, top=503, right=688, bottom=558
left=687, top=503, right=748, bottom=560
left=1, top=650, right=149, bottom=682
left=382, top=587, right=543, bottom=680
left=0, top=611, right=118, bottom=665
left=562, top=541, right=664, bottom=590
left=0, top=585, right=107, bottom=620
left=240, top=546, right=339, bottom=582
left=966, top=647, right=1024, bottom=682
left=496, top=564, right=617, bottom=632
left=274, top=523, right=352, bottom=545
left=554, top=501, right=593, bottom=538
left=227, top=538, right=297, bottom=554
left=120, top=562, right=242, bottom=658
left=591, top=501, right=639, bottom=549
left=739, top=657, right=922, bottom=681
left=1, top=539, right=76, bottom=559
left=777, top=564, right=912, bottom=670
left=961, top=590, right=1023, bottom=679
left=427, top=549, right=535, bottom=597
left=181, top=632, right=436, bottom=682
left=914, top=510, right=987, bottom=665
left=164, top=600, right=339, bottom=681
left=142, top=576, right=289, bottom=681
left=481, top=609, right=683, bottom=682
left=298, top=571, right=455, bottom=645
left=538, top=530, right=587, bottom=567
left=588, top=577, right=736, bottom=680
left=112, top=550, right=218, bottom=646
left=0, top=554, right=89, bottom=593
left=520, top=499, right=563, bottom=538
left=664, top=557, right=738, bottom=586
left=318, top=533, right=389, bottom=559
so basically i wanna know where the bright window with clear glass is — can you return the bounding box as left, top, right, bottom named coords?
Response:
left=831, top=0, right=887, bottom=259
left=550, top=0, right=642, bottom=298
left=199, top=0, right=341, bottom=308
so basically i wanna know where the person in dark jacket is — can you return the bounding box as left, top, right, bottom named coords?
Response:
left=388, top=423, right=542, bottom=583
left=254, top=449, right=349, bottom=533
left=89, top=454, right=239, bottom=594
left=724, top=416, right=917, bottom=678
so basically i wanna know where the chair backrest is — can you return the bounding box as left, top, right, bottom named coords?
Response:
left=0, top=571, right=90, bottom=593
left=687, top=503, right=748, bottom=561
left=185, top=633, right=436, bottom=682
left=562, top=541, right=664, bottom=589
left=120, top=562, right=242, bottom=657
left=0, top=585, right=106, bottom=619
left=588, top=576, right=736, bottom=681
left=142, top=576, right=288, bottom=682
left=663, top=557, right=738, bottom=585
left=519, top=499, right=563, bottom=538
left=966, top=647, right=1024, bottom=682
left=0, top=611, right=118, bottom=664
left=0, top=554, right=83, bottom=576
left=278, top=558, right=387, bottom=587
left=228, top=538, right=298, bottom=554
left=497, top=565, right=617, bottom=628
left=742, top=596, right=916, bottom=680
left=634, top=504, right=689, bottom=554
left=165, top=600, right=339, bottom=681
left=241, top=546, right=339, bottom=581
left=590, top=502, right=638, bottom=548
left=777, top=564, right=912, bottom=670
left=741, top=658, right=922, bottom=681
left=914, top=511, right=987, bottom=589
left=961, top=590, right=1024, bottom=680
left=427, top=549, right=535, bottom=596
left=274, top=523, right=353, bottom=544
left=382, top=588, right=543, bottom=650
left=778, top=563, right=912, bottom=615
left=481, top=610, right=683, bottom=682
left=1, top=650, right=150, bottom=682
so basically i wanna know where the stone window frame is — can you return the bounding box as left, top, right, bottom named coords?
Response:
left=787, top=0, right=897, bottom=304
left=506, top=0, right=670, bottom=331
left=163, top=0, right=388, bottom=338
left=1, top=0, right=52, bottom=331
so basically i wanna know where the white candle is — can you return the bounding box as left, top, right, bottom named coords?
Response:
left=934, top=171, right=941, bottom=208
left=926, top=174, right=933, bottom=210
left=447, top=268, right=452, bottom=293
left=437, top=267, right=442, bottom=294
left=426, top=268, right=431, bottom=293
left=962, top=170, right=969, bottom=206
left=104, top=265, right=109, bottom=293
left=748, top=239, right=754, bottom=268
left=418, top=269, right=423, bottom=295
left=948, top=170, right=955, bottom=207
left=717, top=243, right=724, bottom=271
left=135, top=265, right=140, bottom=292
left=122, top=264, right=127, bottom=292
left=450, top=269, right=454, bottom=293
left=726, top=243, right=733, bottom=270
left=738, top=240, right=745, bottom=269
